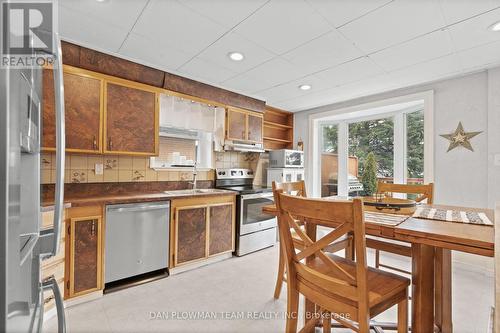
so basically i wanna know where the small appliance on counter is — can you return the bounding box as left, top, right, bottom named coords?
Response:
left=269, top=149, right=304, bottom=168
left=215, top=169, right=276, bottom=256
left=267, top=149, right=305, bottom=187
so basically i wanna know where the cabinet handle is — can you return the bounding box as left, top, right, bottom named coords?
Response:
left=241, top=130, right=245, bottom=138
left=91, top=221, right=96, bottom=236
left=108, top=137, right=113, bottom=150
left=92, top=135, right=97, bottom=150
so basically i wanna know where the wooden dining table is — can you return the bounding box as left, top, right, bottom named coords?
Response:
left=262, top=201, right=494, bottom=333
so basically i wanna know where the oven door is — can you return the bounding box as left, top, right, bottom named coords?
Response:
left=239, top=193, right=276, bottom=235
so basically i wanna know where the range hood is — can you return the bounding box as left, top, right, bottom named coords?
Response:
left=159, top=126, right=201, bottom=140
left=224, top=141, right=265, bottom=153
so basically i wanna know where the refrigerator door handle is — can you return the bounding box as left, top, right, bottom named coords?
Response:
left=51, top=32, right=66, bottom=257
left=42, top=276, right=66, bottom=333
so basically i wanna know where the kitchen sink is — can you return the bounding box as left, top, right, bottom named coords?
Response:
left=163, top=189, right=229, bottom=196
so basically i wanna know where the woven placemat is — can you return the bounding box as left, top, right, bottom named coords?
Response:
left=413, top=207, right=493, bottom=226
left=364, top=212, right=409, bottom=226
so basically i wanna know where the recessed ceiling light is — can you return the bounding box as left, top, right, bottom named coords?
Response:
left=489, top=21, right=500, bottom=31
left=299, top=84, right=311, bottom=91
left=228, top=52, right=244, bottom=61
left=96, top=0, right=109, bottom=3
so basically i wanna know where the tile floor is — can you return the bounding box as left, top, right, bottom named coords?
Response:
left=44, top=245, right=493, bottom=333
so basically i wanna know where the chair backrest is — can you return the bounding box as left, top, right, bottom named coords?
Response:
left=377, top=181, right=434, bottom=204
left=273, top=190, right=368, bottom=315
left=272, top=180, right=307, bottom=197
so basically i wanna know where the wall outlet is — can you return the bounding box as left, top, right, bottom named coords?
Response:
left=95, top=163, right=104, bottom=175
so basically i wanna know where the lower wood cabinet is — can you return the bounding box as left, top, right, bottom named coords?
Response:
left=65, top=205, right=103, bottom=298
left=171, top=196, right=235, bottom=267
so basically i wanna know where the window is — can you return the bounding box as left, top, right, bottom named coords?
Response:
left=349, top=117, right=394, bottom=195
left=317, top=105, right=425, bottom=197
left=321, top=124, right=339, bottom=197
left=407, top=110, right=424, bottom=184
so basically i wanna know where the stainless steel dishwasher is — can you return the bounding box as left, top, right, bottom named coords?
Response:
left=105, top=201, right=170, bottom=284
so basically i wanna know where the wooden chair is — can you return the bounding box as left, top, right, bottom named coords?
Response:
left=272, top=181, right=352, bottom=299
left=274, top=191, right=410, bottom=332
left=369, top=181, right=434, bottom=273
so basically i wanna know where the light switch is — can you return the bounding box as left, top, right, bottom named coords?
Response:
left=95, top=163, right=104, bottom=175
left=494, top=154, right=500, bottom=166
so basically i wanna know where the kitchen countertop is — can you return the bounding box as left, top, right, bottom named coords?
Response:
left=42, top=188, right=237, bottom=208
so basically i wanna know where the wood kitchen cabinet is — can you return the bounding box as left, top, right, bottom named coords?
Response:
left=104, top=82, right=159, bottom=155
left=42, top=68, right=103, bottom=153
left=42, top=65, right=159, bottom=156
left=208, top=203, right=234, bottom=256
left=174, top=206, right=207, bottom=265
left=171, top=195, right=235, bottom=267
left=226, top=108, right=263, bottom=143
left=65, top=205, right=103, bottom=299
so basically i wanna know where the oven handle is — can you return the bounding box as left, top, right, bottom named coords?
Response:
left=240, top=192, right=274, bottom=200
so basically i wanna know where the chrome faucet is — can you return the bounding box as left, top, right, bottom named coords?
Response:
left=189, top=140, right=199, bottom=190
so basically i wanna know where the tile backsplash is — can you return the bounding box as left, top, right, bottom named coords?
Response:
left=41, top=151, right=257, bottom=184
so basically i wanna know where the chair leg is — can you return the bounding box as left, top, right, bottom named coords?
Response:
left=274, top=243, right=286, bottom=299
left=397, top=293, right=409, bottom=333
left=375, top=249, right=380, bottom=268
left=286, top=285, right=299, bottom=333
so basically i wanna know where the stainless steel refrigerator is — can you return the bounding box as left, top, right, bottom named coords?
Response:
left=0, top=30, right=67, bottom=332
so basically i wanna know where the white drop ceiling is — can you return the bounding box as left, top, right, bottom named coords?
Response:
left=58, top=0, right=500, bottom=112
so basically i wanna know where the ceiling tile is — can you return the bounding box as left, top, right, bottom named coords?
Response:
left=232, top=0, right=332, bottom=54
left=457, top=40, right=500, bottom=72
left=179, top=0, right=269, bottom=29
left=388, top=54, right=462, bottom=87
left=132, top=0, right=227, bottom=55
left=315, top=57, right=385, bottom=87
left=222, top=57, right=310, bottom=93
left=59, top=6, right=128, bottom=52
left=438, top=0, right=500, bottom=25
left=178, top=57, right=238, bottom=83
left=339, top=0, right=446, bottom=53
left=255, top=74, right=331, bottom=103
left=306, top=0, right=392, bottom=28
left=119, top=33, right=191, bottom=70
left=447, top=7, right=500, bottom=52
left=196, top=32, right=276, bottom=73
left=282, top=29, right=364, bottom=73
left=369, top=30, right=453, bottom=71
left=59, top=0, right=148, bottom=31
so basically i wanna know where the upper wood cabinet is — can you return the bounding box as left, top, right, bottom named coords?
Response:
left=42, top=65, right=159, bottom=156
left=226, top=108, right=263, bottom=144
left=43, top=68, right=103, bottom=153
left=104, top=82, right=158, bottom=155
left=171, top=196, right=235, bottom=268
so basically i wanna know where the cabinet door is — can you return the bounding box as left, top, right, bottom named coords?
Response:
left=226, top=109, right=246, bottom=141
left=42, top=69, right=103, bottom=153
left=105, top=82, right=158, bottom=155
left=69, top=216, right=102, bottom=297
left=247, top=113, right=263, bottom=143
left=175, top=206, right=207, bottom=265
left=208, top=204, right=234, bottom=256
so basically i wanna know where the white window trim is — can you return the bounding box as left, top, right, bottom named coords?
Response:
left=308, top=91, right=434, bottom=197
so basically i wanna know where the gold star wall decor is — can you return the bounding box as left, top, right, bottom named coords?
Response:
left=440, top=122, right=482, bottom=152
